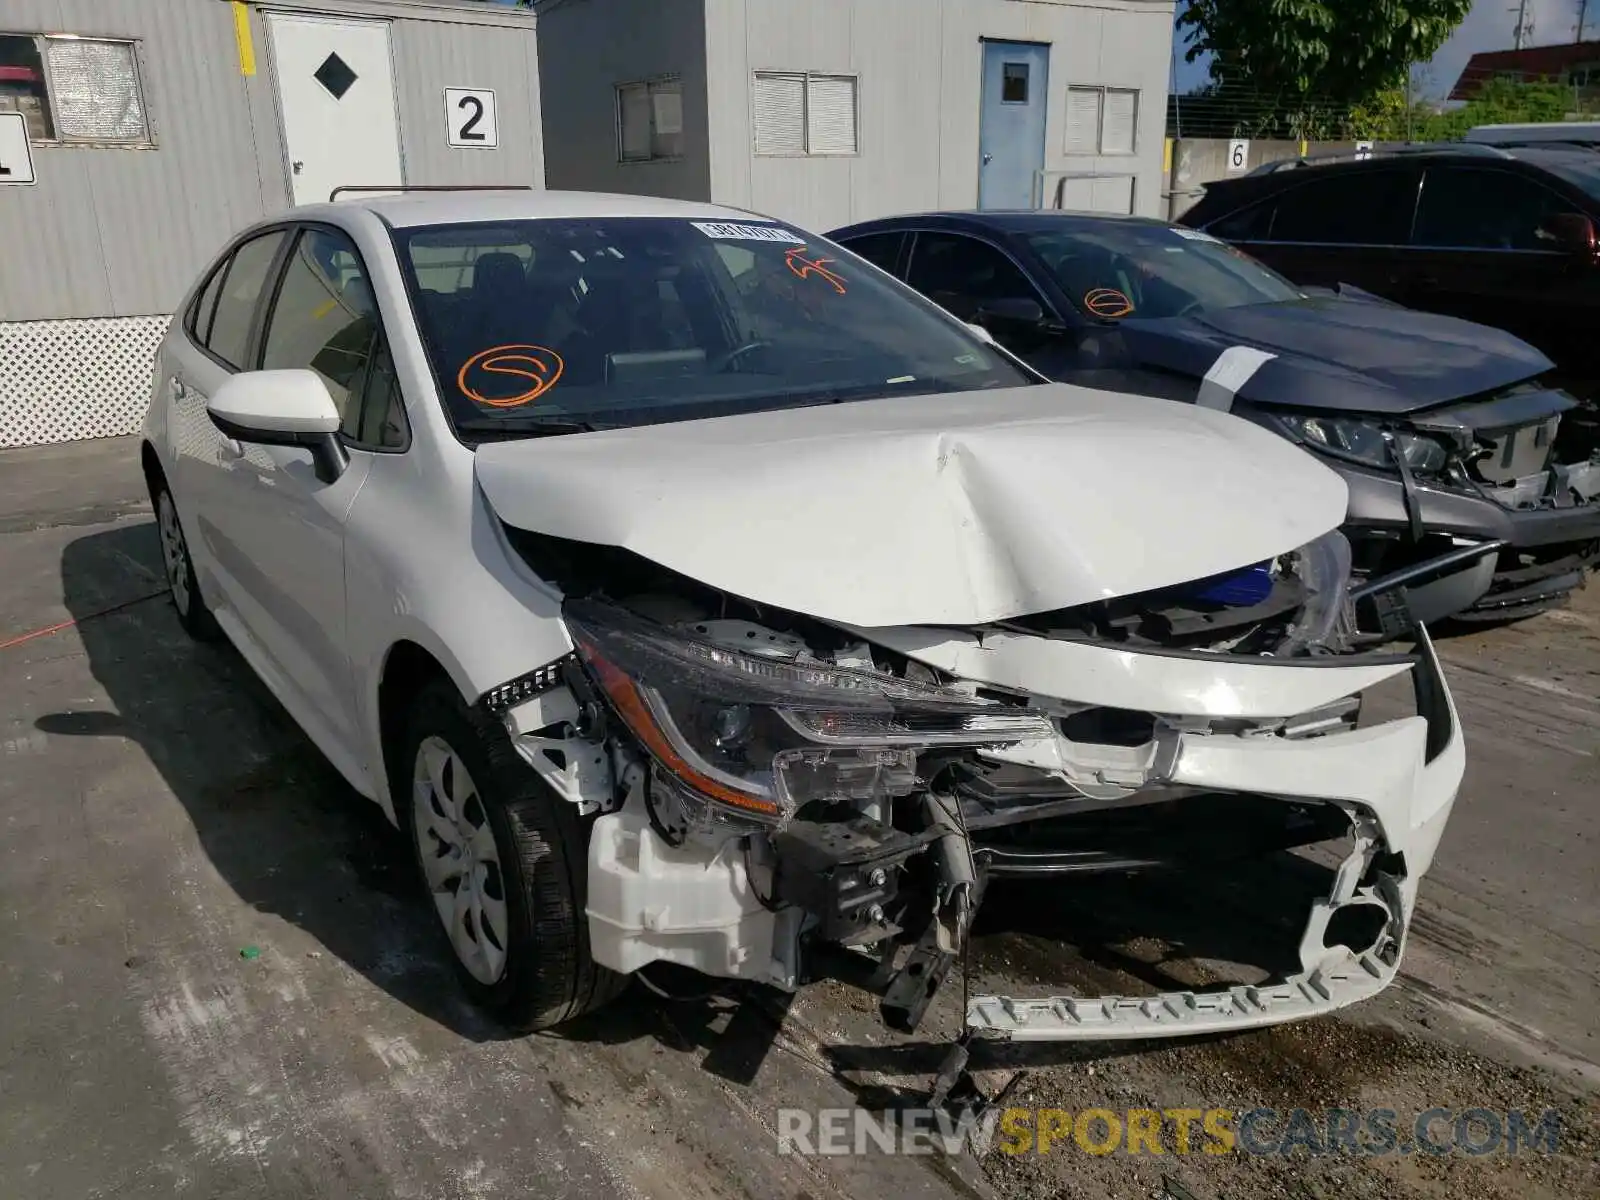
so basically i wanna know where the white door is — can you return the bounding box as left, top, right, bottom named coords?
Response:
left=268, top=14, right=403, bottom=206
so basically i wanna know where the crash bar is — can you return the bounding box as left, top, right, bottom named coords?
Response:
left=1348, top=539, right=1508, bottom=605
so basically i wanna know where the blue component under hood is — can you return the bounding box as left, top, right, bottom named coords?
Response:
left=1115, top=298, right=1554, bottom=416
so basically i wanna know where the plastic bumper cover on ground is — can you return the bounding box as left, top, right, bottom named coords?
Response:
left=964, top=627, right=1464, bottom=1041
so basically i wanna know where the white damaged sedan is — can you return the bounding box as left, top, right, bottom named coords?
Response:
left=142, top=190, right=1465, bottom=1041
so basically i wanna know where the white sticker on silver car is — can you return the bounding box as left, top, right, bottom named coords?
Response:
left=691, top=221, right=806, bottom=244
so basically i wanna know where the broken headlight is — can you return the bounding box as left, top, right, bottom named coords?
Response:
left=1275, top=414, right=1449, bottom=474
left=565, top=600, right=1051, bottom=823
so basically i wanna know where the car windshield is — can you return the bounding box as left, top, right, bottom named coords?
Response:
left=393, top=217, right=1034, bottom=438
left=1023, top=224, right=1302, bottom=321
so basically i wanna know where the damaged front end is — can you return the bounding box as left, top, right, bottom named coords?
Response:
left=490, top=527, right=1468, bottom=1042
left=1272, top=384, right=1600, bottom=626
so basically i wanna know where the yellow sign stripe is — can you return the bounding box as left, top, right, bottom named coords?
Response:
left=233, top=2, right=256, bottom=77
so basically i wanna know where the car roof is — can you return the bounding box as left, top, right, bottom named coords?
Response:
left=289, top=189, right=783, bottom=230
left=1221, top=144, right=1594, bottom=188
left=833, top=209, right=1173, bottom=235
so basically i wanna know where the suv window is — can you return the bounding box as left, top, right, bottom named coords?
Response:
left=1413, top=166, right=1584, bottom=251
left=905, top=232, right=1044, bottom=318
left=839, top=232, right=906, bottom=275
left=205, top=231, right=287, bottom=370
left=1268, top=170, right=1418, bottom=245
left=1203, top=198, right=1276, bottom=242
left=260, top=227, right=405, bottom=448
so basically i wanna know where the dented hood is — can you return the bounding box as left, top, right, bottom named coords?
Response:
left=474, top=383, right=1348, bottom=627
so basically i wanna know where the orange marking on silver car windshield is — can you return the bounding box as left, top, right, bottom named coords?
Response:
left=457, top=344, right=565, bottom=408
left=784, top=247, right=848, bottom=294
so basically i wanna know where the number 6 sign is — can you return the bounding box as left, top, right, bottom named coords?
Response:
left=1226, top=139, right=1250, bottom=172
left=445, top=88, right=498, bottom=149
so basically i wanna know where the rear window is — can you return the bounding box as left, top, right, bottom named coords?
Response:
left=392, top=217, right=1033, bottom=439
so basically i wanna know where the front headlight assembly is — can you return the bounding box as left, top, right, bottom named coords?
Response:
left=1274, top=413, right=1450, bottom=474
left=564, top=600, right=1052, bottom=828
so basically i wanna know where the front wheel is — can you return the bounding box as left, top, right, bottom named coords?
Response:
left=401, top=681, right=623, bottom=1030
left=152, top=483, right=221, bottom=641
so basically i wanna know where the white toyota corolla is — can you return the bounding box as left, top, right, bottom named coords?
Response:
left=142, top=190, right=1466, bottom=1041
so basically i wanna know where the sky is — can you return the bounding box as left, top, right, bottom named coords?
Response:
left=1173, top=0, right=1595, bottom=98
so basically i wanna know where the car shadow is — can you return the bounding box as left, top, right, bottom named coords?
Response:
left=42, top=521, right=511, bottom=1042
left=41, top=520, right=1354, bottom=1091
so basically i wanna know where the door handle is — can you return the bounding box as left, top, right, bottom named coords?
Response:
left=292, top=160, right=303, bottom=175
left=982, top=152, right=994, bottom=165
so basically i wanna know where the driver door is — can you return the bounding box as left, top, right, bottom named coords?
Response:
left=198, top=226, right=386, bottom=775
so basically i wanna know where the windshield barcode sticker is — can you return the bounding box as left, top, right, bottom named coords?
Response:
left=1172, top=227, right=1222, bottom=243
left=692, top=221, right=806, bottom=244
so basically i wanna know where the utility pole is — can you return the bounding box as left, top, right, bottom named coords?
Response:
left=1512, top=0, right=1530, bottom=48
left=1580, top=0, right=1591, bottom=43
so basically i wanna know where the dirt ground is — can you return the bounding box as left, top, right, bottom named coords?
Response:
left=1, top=436, right=1596, bottom=1200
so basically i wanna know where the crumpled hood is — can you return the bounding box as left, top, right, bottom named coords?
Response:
left=1117, top=298, right=1552, bottom=415
left=475, top=384, right=1348, bottom=628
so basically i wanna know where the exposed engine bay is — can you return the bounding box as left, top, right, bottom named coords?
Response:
left=484, top=523, right=1468, bottom=1041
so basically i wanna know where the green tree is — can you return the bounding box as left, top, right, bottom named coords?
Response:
left=1179, top=0, right=1473, bottom=105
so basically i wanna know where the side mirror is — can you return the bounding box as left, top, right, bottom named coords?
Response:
left=1537, top=212, right=1598, bottom=258
left=974, top=296, right=1047, bottom=328
left=207, top=369, right=349, bottom=484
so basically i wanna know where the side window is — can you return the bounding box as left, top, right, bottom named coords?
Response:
left=349, top=337, right=409, bottom=450
left=1268, top=170, right=1418, bottom=246
left=905, top=232, right=1043, bottom=318
left=205, top=231, right=287, bottom=370
left=188, top=261, right=227, bottom=345
left=838, top=232, right=906, bottom=276
left=1413, top=168, right=1580, bottom=251
left=261, top=228, right=380, bottom=433
left=1204, top=199, right=1277, bottom=242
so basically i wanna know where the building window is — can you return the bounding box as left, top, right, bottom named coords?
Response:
left=752, top=71, right=858, bottom=156
left=616, top=77, right=684, bottom=162
left=1065, top=85, right=1139, bottom=155
left=1001, top=62, right=1030, bottom=104
left=0, top=33, right=150, bottom=144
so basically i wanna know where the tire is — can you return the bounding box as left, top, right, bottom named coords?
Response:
left=400, top=679, right=624, bottom=1030
left=152, top=482, right=222, bottom=641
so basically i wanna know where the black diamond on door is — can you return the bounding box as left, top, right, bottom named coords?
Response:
left=313, top=52, right=358, bottom=100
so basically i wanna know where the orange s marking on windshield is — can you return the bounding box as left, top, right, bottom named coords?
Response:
left=457, top=345, right=565, bottom=408
left=784, top=247, right=848, bottom=294
left=1084, top=288, right=1134, bottom=319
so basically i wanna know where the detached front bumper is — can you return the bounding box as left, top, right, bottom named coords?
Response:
left=965, top=627, right=1463, bottom=1041
left=580, top=621, right=1465, bottom=1043
left=1341, top=461, right=1600, bottom=620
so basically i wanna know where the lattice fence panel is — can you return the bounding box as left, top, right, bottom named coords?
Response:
left=0, top=316, right=171, bottom=448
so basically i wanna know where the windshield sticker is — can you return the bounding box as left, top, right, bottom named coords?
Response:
left=1173, top=227, right=1222, bottom=244
left=1084, top=288, right=1134, bottom=319
left=457, top=344, right=565, bottom=408
left=691, top=221, right=807, bottom=244
left=784, top=246, right=848, bottom=294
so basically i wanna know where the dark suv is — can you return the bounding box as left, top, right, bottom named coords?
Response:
left=1179, top=145, right=1600, bottom=400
